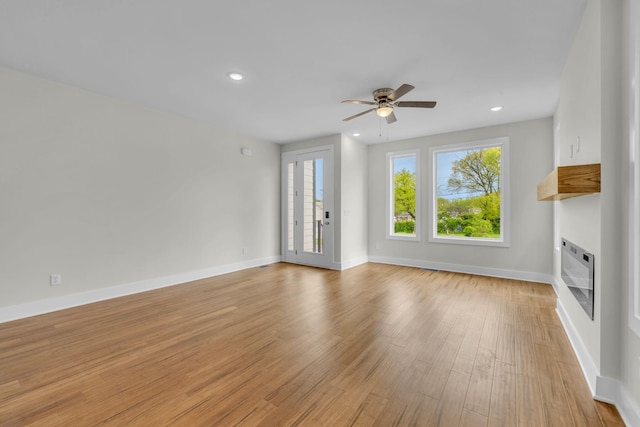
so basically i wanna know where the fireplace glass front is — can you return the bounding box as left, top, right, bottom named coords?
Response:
left=561, top=238, right=595, bottom=320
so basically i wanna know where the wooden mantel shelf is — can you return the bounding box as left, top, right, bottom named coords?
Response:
left=537, top=163, right=601, bottom=201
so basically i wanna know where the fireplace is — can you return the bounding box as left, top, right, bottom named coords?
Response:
left=561, top=238, right=595, bottom=320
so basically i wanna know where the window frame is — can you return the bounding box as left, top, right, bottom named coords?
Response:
left=428, top=137, right=510, bottom=247
left=386, top=149, right=420, bottom=241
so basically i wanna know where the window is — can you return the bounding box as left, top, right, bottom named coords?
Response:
left=387, top=150, right=420, bottom=240
left=429, top=137, right=509, bottom=246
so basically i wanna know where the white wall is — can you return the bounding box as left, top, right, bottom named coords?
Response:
left=340, top=135, right=368, bottom=267
left=553, top=0, right=604, bottom=373
left=367, top=118, right=554, bottom=280
left=554, top=0, right=640, bottom=423
left=0, top=66, right=281, bottom=314
left=622, top=0, right=640, bottom=417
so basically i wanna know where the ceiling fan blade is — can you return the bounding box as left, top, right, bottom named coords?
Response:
left=388, top=84, right=414, bottom=101
left=386, top=111, right=397, bottom=124
left=395, top=101, right=437, bottom=108
left=341, top=99, right=376, bottom=105
left=343, top=108, right=376, bottom=121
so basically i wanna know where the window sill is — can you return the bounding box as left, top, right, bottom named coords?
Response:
left=429, top=235, right=509, bottom=247
left=387, top=234, right=420, bottom=242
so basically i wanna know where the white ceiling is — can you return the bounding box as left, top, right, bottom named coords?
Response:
left=0, top=0, right=587, bottom=144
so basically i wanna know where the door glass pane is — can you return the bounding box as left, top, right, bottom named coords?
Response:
left=287, top=162, right=294, bottom=251
left=303, top=158, right=323, bottom=254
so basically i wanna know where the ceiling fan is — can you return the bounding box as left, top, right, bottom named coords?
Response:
left=341, top=83, right=436, bottom=124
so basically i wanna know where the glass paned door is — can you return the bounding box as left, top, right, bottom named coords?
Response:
left=302, top=158, right=324, bottom=254
left=282, top=148, right=333, bottom=268
left=287, top=162, right=294, bottom=252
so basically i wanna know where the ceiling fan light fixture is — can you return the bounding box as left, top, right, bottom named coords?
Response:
left=376, top=106, right=393, bottom=118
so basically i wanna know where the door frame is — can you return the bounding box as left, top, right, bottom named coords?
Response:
left=281, top=145, right=336, bottom=269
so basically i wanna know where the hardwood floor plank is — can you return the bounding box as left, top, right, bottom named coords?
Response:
left=0, top=263, right=625, bottom=426
left=479, top=313, right=500, bottom=355
left=261, top=384, right=346, bottom=426
left=422, top=338, right=463, bottom=400
left=457, top=312, right=486, bottom=361
left=324, top=391, right=389, bottom=427
left=495, top=322, right=516, bottom=366
left=488, top=360, right=517, bottom=427
left=594, top=400, right=626, bottom=427
left=331, top=340, right=400, bottom=392
left=535, top=342, right=575, bottom=427
left=229, top=399, right=278, bottom=426
left=546, top=323, right=584, bottom=366
left=434, top=370, right=471, bottom=427
left=372, top=392, right=439, bottom=427
left=464, top=346, right=495, bottom=416
left=516, top=372, right=547, bottom=427
left=515, top=331, right=547, bottom=426
left=557, top=360, right=604, bottom=426
left=460, top=408, right=488, bottom=427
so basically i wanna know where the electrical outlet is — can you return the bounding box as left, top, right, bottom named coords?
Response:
left=242, top=247, right=247, bottom=255
left=50, top=274, right=62, bottom=286
left=375, top=242, right=380, bottom=250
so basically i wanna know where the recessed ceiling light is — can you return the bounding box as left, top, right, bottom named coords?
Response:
left=490, top=106, right=503, bottom=112
left=228, top=72, right=244, bottom=81
left=352, top=133, right=360, bottom=137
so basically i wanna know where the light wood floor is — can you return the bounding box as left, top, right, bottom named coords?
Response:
left=0, top=262, right=625, bottom=426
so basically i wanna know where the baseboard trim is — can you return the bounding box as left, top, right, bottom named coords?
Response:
left=549, top=275, right=561, bottom=296
left=367, top=255, right=553, bottom=284
left=0, top=256, right=281, bottom=324
left=555, top=298, right=598, bottom=394
left=595, top=376, right=640, bottom=427
left=281, top=256, right=368, bottom=272
left=340, top=256, right=369, bottom=270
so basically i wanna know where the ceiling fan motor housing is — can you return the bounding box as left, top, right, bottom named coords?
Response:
left=373, top=88, right=394, bottom=103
